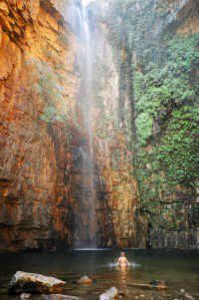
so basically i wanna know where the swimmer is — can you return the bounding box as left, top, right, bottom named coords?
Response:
left=117, top=252, right=130, bottom=268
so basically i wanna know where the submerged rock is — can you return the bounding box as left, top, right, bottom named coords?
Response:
left=99, top=287, right=119, bottom=299
left=9, top=271, right=66, bottom=294
left=129, top=282, right=167, bottom=290
left=40, top=295, right=82, bottom=300
left=77, top=276, right=92, bottom=285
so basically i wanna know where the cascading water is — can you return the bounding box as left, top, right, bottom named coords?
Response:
left=67, top=0, right=97, bottom=248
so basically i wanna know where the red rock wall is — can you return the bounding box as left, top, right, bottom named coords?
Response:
left=1, top=0, right=197, bottom=252
left=0, top=0, right=78, bottom=251
left=0, top=0, right=139, bottom=251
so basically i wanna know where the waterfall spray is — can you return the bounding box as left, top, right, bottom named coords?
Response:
left=68, top=0, right=97, bottom=248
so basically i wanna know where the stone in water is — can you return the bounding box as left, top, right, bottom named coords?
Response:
left=9, top=271, right=66, bottom=294
left=99, top=287, right=119, bottom=299
left=78, top=276, right=92, bottom=285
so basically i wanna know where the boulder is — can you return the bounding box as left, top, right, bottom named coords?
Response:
left=9, top=271, right=66, bottom=294
left=40, top=295, right=82, bottom=300
left=20, top=294, right=32, bottom=299
left=77, top=276, right=92, bottom=285
left=99, top=287, right=119, bottom=300
left=184, top=293, right=195, bottom=300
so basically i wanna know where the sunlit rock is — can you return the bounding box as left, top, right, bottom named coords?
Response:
left=99, top=287, right=119, bottom=300
left=0, top=0, right=77, bottom=252
left=9, top=271, right=66, bottom=294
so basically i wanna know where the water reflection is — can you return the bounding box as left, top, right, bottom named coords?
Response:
left=117, top=265, right=129, bottom=290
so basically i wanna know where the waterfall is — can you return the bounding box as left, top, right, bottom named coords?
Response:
left=67, top=0, right=97, bottom=248
left=165, top=0, right=190, bottom=23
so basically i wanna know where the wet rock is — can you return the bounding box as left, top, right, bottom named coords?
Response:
left=20, top=294, right=32, bottom=299
left=9, top=271, right=66, bottom=294
left=149, top=279, right=166, bottom=286
left=77, top=276, right=92, bottom=285
left=118, top=290, right=125, bottom=296
left=135, top=295, right=146, bottom=299
left=128, top=282, right=167, bottom=290
left=184, top=293, right=195, bottom=300
left=99, top=287, right=119, bottom=299
left=40, top=295, right=82, bottom=300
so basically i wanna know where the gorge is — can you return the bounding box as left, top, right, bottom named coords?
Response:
left=0, top=0, right=198, bottom=253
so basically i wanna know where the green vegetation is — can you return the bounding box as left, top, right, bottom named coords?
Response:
left=25, top=57, right=68, bottom=123
left=108, top=0, right=199, bottom=235
left=135, top=34, right=199, bottom=189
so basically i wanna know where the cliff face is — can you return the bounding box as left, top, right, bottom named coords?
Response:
left=0, top=0, right=198, bottom=252
left=138, top=0, right=199, bottom=249
left=0, top=0, right=78, bottom=251
left=107, top=0, right=199, bottom=249
left=86, top=7, right=139, bottom=247
left=0, top=0, right=139, bottom=251
left=63, top=1, right=139, bottom=248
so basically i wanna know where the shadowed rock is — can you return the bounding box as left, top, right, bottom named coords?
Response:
left=9, top=271, right=66, bottom=294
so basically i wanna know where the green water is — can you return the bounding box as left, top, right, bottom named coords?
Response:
left=0, top=249, right=198, bottom=299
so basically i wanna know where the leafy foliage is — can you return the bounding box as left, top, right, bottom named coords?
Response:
left=135, top=34, right=199, bottom=188
left=108, top=0, right=199, bottom=226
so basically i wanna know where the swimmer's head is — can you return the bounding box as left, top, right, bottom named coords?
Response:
left=120, top=252, right=125, bottom=257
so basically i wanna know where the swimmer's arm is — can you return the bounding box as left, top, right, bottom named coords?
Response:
left=117, top=257, right=121, bottom=265
left=126, top=258, right=131, bottom=266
